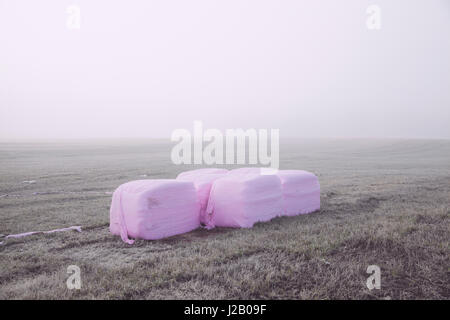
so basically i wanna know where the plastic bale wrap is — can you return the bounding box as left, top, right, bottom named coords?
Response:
left=176, top=169, right=229, bottom=228
left=229, top=167, right=320, bottom=216
left=276, top=170, right=320, bottom=216
left=206, top=174, right=283, bottom=228
left=110, top=179, right=200, bottom=243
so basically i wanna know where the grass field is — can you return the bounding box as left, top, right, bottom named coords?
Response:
left=0, top=139, right=449, bottom=299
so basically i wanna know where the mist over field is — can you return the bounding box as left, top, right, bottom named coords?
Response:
left=0, top=0, right=449, bottom=140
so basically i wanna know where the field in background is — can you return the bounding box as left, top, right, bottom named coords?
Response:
left=0, top=139, right=449, bottom=299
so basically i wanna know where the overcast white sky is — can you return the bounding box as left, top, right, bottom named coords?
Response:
left=0, top=0, right=449, bottom=140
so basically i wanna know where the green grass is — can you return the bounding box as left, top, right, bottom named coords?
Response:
left=0, top=139, right=449, bottom=299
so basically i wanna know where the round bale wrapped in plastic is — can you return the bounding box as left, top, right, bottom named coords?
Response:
left=110, top=179, right=200, bottom=243
left=276, top=170, right=320, bottom=216
left=229, top=167, right=320, bottom=216
left=206, top=173, right=283, bottom=228
left=176, top=168, right=228, bottom=228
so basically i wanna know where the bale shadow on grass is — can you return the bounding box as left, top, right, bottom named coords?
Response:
left=158, top=226, right=233, bottom=245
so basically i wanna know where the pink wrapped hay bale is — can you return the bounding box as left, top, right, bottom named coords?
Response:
left=229, top=167, right=320, bottom=216
left=110, top=180, right=200, bottom=243
left=276, top=170, right=320, bottom=216
left=176, top=168, right=228, bottom=228
left=206, top=173, right=283, bottom=228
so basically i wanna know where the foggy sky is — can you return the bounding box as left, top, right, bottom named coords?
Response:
left=1, top=0, right=449, bottom=140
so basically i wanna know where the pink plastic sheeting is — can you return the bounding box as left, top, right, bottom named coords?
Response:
left=109, top=180, right=200, bottom=243
left=176, top=169, right=228, bottom=228
left=276, top=170, right=320, bottom=216
left=229, top=167, right=320, bottom=216
left=0, top=226, right=82, bottom=245
left=206, top=173, right=283, bottom=228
